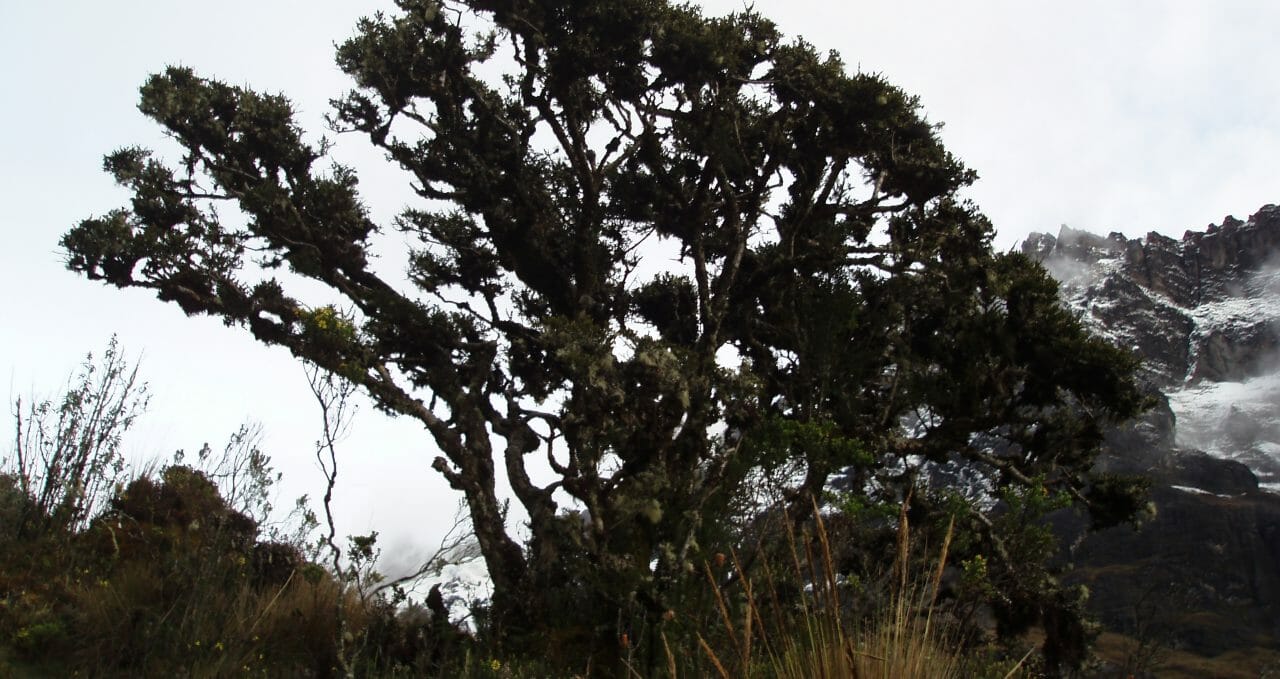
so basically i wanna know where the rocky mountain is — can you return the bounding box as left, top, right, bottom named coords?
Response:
left=1026, top=206, right=1280, bottom=484
left=1023, top=206, right=1280, bottom=673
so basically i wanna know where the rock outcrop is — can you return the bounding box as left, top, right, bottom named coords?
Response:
left=1025, top=205, right=1280, bottom=391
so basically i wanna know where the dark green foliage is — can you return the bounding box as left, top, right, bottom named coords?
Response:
left=1, top=461, right=465, bottom=677
left=63, top=0, right=1147, bottom=672
left=252, top=539, right=306, bottom=588
left=83, top=465, right=258, bottom=566
left=1083, top=473, right=1152, bottom=531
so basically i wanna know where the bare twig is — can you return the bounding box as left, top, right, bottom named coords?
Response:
left=306, top=363, right=360, bottom=679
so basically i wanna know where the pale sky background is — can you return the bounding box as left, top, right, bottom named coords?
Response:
left=2, top=1, right=1278, bottom=578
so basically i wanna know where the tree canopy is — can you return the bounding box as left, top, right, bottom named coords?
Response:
left=63, top=0, right=1145, bottom=671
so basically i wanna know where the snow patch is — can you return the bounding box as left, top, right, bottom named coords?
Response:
left=1169, top=485, right=1243, bottom=498
left=1166, top=373, right=1280, bottom=485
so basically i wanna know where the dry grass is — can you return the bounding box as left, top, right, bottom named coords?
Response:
left=1092, top=631, right=1280, bottom=679
left=71, top=558, right=361, bottom=677
left=656, top=499, right=1029, bottom=679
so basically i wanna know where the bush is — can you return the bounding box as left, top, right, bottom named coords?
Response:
left=3, top=337, right=145, bottom=543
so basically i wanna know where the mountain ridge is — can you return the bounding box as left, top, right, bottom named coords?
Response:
left=1025, top=204, right=1280, bottom=389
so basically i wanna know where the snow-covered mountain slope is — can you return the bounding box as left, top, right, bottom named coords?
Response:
left=1024, top=205, right=1280, bottom=487
left=1167, top=373, right=1280, bottom=487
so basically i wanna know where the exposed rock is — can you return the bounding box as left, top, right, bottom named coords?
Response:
left=1194, top=322, right=1280, bottom=382
left=1026, top=205, right=1280, bottom=389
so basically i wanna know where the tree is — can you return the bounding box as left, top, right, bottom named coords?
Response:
left=62, top=0, right=1145, bottom=669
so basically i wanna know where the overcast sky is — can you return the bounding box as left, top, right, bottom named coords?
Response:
left=3, top=1, right=1277, bottom=577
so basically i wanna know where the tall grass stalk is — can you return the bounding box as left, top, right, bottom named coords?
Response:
left=682, top=497, right=967, bottom=679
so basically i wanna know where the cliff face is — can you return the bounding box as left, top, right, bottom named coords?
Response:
left=1023, top=206, right=1280, bottom=664
left=1025, top=206, right=1280, bottom=389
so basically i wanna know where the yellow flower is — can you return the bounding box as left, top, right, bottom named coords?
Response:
left=215, top=641, right=225, bottom=652
left=489, top=659, right=502, bottom=671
